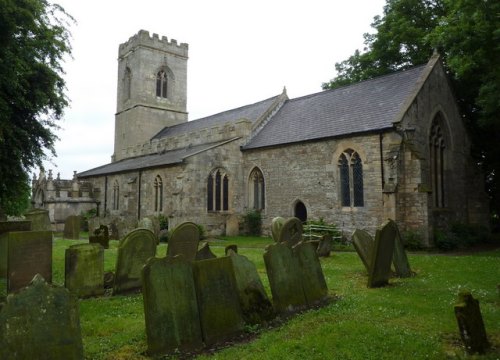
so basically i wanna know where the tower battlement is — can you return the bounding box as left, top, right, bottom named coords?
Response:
left=118, top=30, right=188, bottom=58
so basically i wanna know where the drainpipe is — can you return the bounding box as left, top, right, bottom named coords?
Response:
left=379, top=133, right=385, bottom=190
left=104, top=176, right=108, bottom=217
left=137, top=170, right=142, bottom=220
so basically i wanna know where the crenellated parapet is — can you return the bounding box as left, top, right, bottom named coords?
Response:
left=118, top=29, right=188, bottom=59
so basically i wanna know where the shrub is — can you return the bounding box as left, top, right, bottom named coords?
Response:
left=434, top=222, right=492, bottom=251
left=80, top=208, right=97, bottom=232
left=244, top=210, right=262, bottom=236
left=157, top=214, right=168, bottom=230
left=401, top=229, right=424, bottom=250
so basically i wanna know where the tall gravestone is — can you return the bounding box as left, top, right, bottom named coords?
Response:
left=316, top=234, right=333, bottom=257
left=0, top=221, right=33, bottom=277
left=294, top=242, right=328, bottom=306
left=352, top=229, right=375, bottom=273
left=167, top=222, right=200, bottom=261
left=63, top=215, right=81, bottom=240
left=113, top=228, right=157, bottom=294
left=192, top=257, right=244, bottom=346
left=271, top=217, right=285, bottom=242
left=142, top=256, right=203, bottom=355
left=367, top=220, right=396, bottom=288
left=277, top=217, right=303, bottom=247
left=24, top=208, right=52, bottom=231
left=0, top=274, right=84, bottom=359
left=65, top=244, right=104, bottom=298
left=392, top=222, right=413, bottom=277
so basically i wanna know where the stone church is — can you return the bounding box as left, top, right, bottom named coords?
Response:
left=37, top=30, right=489, bottom=245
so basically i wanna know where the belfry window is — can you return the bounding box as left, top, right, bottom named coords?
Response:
left=430, top=116, right=446, bottom=207
left=249, top=167, right=265, bottom=210
left=154, top=175, right=163, bottom=212
left=156, top=70, right=168, bottom=98
left=207, top=169, right=229, bottom=212
left=338, top=149, right=364, bottom=207
left=124, top=67, right=131, bottom=101
left=112, top=181, right=119, bottom=210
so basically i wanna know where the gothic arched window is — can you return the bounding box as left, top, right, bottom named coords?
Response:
left=113, top=181, right=119, bottom=210
left=154, top=175, right=163, bottom=212
left=207, top=169, right=229, bottom=212
left=338, top=149, right=364, bottom=207
left=156, top=70, right=168, bottom=98
left=430, top=115, right=446, bottom=207
left=248, top=167, right=265, bottom=210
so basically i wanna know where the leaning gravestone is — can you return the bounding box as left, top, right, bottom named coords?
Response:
left=142, top=256, right=203, bottom=355
left=192, top=257, right=244, bottom=346
left=454, top=290, right=490, bottom=354
left=65, top=244, right=104, bottom=298
left=0, top=220, right=31, bottom=235
left=277, top=217, right=303, bottom=248
left=63, top=215, right=81, bottom=240
left=391, top=221, right=413, bottom=277
left=4, top=231, right=52, bottom=292
left=264, top=243, right=307, bottom=314
left=24, top=208, right=52, bottom=231
left=167, top=222, right=200, bottom=261
left=228, top=250, right=274, bottom=324
left=367, top=220, right=396, bottom=288
left=352, top=229, right=375, bottom=273
left=0, top=274, right=84, bottom=359
left=113, top=228, right=157, bottom=294
left=316, top=234, right=333, bottom=257
left=271, top=217, right=285, bottom=242
left=294, top=242, right=328, bottom=307
left=195, top=242, right=217, bottom=260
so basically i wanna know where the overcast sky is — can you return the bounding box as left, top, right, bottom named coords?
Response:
left=43, top=0, right=386, bottom=179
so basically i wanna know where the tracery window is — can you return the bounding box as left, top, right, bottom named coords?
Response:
left=207, top=169, right=229, bottom=212
left=430, top=116, right=446, bottom=207
left=338, top=149, right=364, bottom=207
left=112, top=181, right=119, bottom=210
left=248, top=167, right=265, bottom=210
left=154, top=175, right=163, bottom=212
left=156, top=70, right=168, bottom=98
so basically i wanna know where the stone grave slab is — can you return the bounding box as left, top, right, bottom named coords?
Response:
left=113, top=228, right=157, bottom=294
left=352, top=229, right=375, bottom=273
left=271, top=217, right=285, bottom=242
left=167, top=222, right=200, bottom=261
left=142, top=256, right=203, bottom=355
left=228, top=250, right=274, bottom=324
left=367, top=220, right=396, bottom=288
left=264, top=243, right=307, bottom=313
left=195, top=242, right=217, bottom=260
left=192, top=257, right=244, bottom=346
left=6, top=231, right=52, bottom=292
left=293, top=242, right=328, bottom=306
left=0, top=274, right=83, bottom=359
left=65, top=243, right=104, bottom=298
left=277, top=217, right=303, bottom=247
left=24, top=208, right=52, bottom=231
left=63, top=215, right=81, bottom=240
left=392, top=221, right=413, bottom=277
left=0, top=220, right=31, bottom=235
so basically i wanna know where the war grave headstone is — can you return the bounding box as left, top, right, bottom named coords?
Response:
left=142, top=256, right=203, bottom=355
left=271, top=217, right=285, bottom=242
left=227, top=250, right=274, bottom=324
left=192, top=257, right=245, bottom=346
left=195, top=242, right=217, bottom=260
left=89, top=225, right=110, bottom=249
left=454, top=290, right=490, bottom=354
left=264, top=243, right=307, bottom=314
left=24, top=208, right=52, bottom=231
left=113, top=228, right=157, bottom=294
left=316, top=234, right=333, bottom=257
left=5, top=231, right=52, bottom=292
left=367, top=220, right=397, bottom=288
left=294, top=242, right=328, bottom=306
left=277, top=217, right=303, bottom=248
left=167, top=221, right=200, bottom=261
left=65, top=243, right=104, bottom=298
left=63, top=215, right=81, bottom=240
left=225, top=244, right=238, bottom=256
left=392, top=222, right=413, bottom=277
left=352, top=229, right=375, bottom=273
left=0, top=274, right=84, bottom=360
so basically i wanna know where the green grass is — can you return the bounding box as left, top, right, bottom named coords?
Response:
left=2, top=235, right=500, bottom=359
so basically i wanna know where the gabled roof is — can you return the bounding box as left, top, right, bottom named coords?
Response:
left=242, top=63, right=428, bottom=150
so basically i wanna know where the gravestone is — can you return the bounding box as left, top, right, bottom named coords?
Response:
left=225, top=215, right=239, bottom=236
left=316, top=234, right=333, bottom=257
left=277, top=217, right=303, bottom=247
left=113, top=228, right=157, bottom=294
left=192, top=257, right=244, bottom=346
left=142, top=256, right=203, bottom=355
left=195, top=242, right=217, bottom=260
left=5, top=231, right=52, bottom=292
left=167, top=222, right=200, bottom=261
left=228, top=250, right=274, bottom=324
left=225, top=244, right=238, bottom=256
left=454, top=290, right=490, bottom=354
left=0, top=274, right=83, bottom=359
left=392, top=222, right=413, bottom=277
left=24, top=208, right=52, bottom=231
left=89, top=225, right=110, bottom=249
left=63, top=215, right=81, bottom=240
left=367, top=220, right=396, bottom=288
left=352, top=229, right=375, bottom=273
left=65, top=243, right=104, bottom=298
left=0, top=220, right=31, bottom=235
left=138, top=217, right=154, bottom=233
left=294, top=242, right=328, bottom=306
left=271, top=217, right=285, bottom=242
left=264, top=243, right=307, bottom=313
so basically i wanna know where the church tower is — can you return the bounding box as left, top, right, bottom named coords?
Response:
left=113, top=30, right=188, bottom=161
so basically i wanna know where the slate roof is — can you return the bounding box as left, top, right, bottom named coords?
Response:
left=242, top=64, right=427, bottom=150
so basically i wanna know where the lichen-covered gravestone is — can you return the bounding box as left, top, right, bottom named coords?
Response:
left=192, top=257, right=244, bottom=346
left=316, top=234, right=333, bottom=257
left=367, top=220, right=396, bottom=288
left=352, top=229, right=375, bottom=273
left=454, top=290, right=490, bottom=354
left=113, top=228, right=157, bottom=294
left=271, top=217, right=285, bottom=242
left=24, top=208, right=52, bottom=231
left=89, top=225, right=109, bottom=249
left=277, top=217, right=303, bottom=248
left=227, top=250, right=274, bottom=324
left=392, top=222, right=413, bottom=277
left=195, top=242, right=217, bottom=260
left=294, top=242, right=328, bottom=306
left=65, top=243, right=104, bottom=298
left=0, top=274, right=83, bottom=359
left=142, top=256, right=203, bottom=355
left=63, top=215, right=81, bottom=240
left=0, top=223, right=33, bottom=277
left=167, top=222, right=200, bottom=261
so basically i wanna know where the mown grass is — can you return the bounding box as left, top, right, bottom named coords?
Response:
left=3, top=235, right=500, bottom=359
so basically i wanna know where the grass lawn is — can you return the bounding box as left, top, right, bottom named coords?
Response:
left=2, top=234, right=500, bottom=359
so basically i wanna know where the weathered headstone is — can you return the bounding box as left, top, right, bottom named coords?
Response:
left=195, top=242, right=217, bottom=260
left=294, top=242, right=328, bottom=306
left=89, top=225, right=109, bottom=249
left=277, top=217, right=303, bottom=247
left=142, top=256, right=203, bottom=355
left=225, top=244, right=238, bottom=256
left=24, top=208, right=52, bottom=231
left=192, top=257, right=244, bottom=345
left=138, top=217, right=154, bottom=233
left=167, top=222, right=200, bottom=261
left=65, top=243, right=104, bottom=298
left=264, top=243, right=307, bottom=313
left=113, top=228, right=157, bottom=294
left=454, top=290, right=490, bottom=354
left=367, top=220, right=396, bottom=288
left=225, top=215, right=239, bottom=236
left=316, top=234, right=333, bottom=257
left=63, top=215, right=81, bottom=240
left=352, top=229, right=375, bottom=273
left=392, top=222, right=413, bottom=277
left=4, top=231, right=52, bottom=292
left=271, top=217, right=285, bottom=242
left=228, top=250, right=274, bottom=324
left=0, top=220, right=31, bottom=235
left=0, top=274, right=83, bottom=359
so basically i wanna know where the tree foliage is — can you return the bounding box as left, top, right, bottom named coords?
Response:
left=323, top=0, right=500, bottom=215
left=0, top=0, right=73, bottom=215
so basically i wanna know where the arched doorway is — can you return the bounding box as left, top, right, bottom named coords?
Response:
left=294, top=201, right=307, bottom=222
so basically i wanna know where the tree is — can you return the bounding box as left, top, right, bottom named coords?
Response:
left=0, top=0, right=73, bottom=216
left=323, top=0, right=500, bottom=217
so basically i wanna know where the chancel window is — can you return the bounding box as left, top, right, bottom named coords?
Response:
left=207, top=169, right=229, bottom=212
left=112, top=181, right=119, bottom=210
left=249, top=167, right=265, bottom=210
left=338, top=149, right=364, bottom=207
left=154, top=175, right=163, bottom=212
left=156, top=70, right=168, bottom=98
left=430, top=115, right=446, bottom=207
